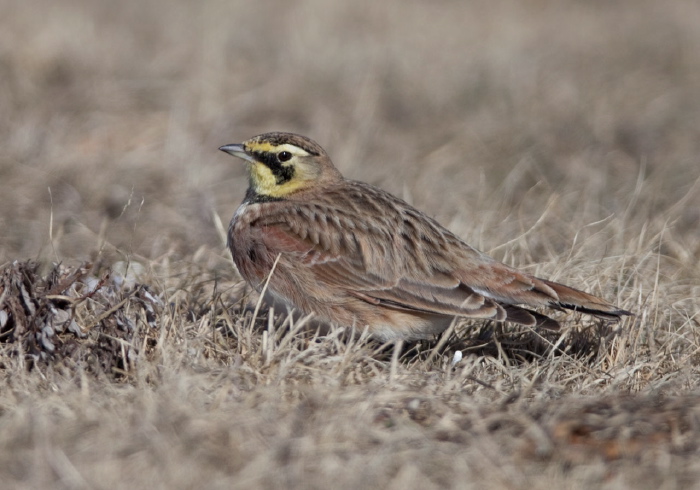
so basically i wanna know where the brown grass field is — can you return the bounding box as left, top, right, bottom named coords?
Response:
left=1, top=0, right=700, bottom=488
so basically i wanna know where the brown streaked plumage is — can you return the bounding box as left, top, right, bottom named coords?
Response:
left=220, top=132, right=631, bottom=341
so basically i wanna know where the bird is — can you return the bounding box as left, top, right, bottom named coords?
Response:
left=220, top=132, right=631, bottom=341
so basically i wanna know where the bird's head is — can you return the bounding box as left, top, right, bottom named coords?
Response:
left=220, top=132, right=342, bottom=199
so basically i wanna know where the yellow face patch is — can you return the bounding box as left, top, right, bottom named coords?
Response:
left=249, top=161, right=311, bottom=198
left=243, top=140, right=321, bottom=198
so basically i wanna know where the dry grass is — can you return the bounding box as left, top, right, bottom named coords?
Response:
left=1, top=0, right=700, bottom=488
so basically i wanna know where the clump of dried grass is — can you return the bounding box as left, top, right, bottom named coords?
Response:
left=0, top=260, right=164, bottom=375
left=0, top=242, right=696, bottom=488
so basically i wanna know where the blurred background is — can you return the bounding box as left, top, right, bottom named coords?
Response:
left=1, top=0, right=699, bottom=270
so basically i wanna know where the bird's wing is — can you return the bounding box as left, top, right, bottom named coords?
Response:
left=253, top=188, right=630, bottom=324
left=252, top=204, right=510, bottom=322
left=450, top=256, right=631, bottom=319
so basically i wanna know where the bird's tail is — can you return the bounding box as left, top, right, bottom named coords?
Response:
left=539, top=278, right=633, bottom=319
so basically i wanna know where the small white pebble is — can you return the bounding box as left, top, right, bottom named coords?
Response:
left=451, top=350, right=463, bottom=366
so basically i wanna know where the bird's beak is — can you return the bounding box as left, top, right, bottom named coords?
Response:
left=219, top=144, right=255, bottom=163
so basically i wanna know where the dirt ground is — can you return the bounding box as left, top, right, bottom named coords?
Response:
left=1, top=0, right=699, bottom=488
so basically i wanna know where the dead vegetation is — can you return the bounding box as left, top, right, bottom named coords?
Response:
left=1, top=0, right=699, bottom=488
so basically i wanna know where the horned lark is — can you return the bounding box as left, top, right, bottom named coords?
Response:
left=220, top=132, right=631, bottom=341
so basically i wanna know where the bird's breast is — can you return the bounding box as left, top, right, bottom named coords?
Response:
left=228, top=202, right=273, bottom=287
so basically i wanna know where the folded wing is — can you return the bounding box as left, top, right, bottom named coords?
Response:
left=253, top=191, right=630, bottom=329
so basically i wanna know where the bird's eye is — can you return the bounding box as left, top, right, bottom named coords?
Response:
left=278, top=151, right=292, bottom=162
